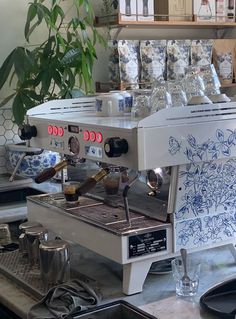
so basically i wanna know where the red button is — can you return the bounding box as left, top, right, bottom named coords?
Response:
left=89, top=131, right=96, bottom=142
left=48, top=125, right=53, bottom=135
left=58, top=127, right=64, bottom=137
left=96, top=132, right=103, bottom=143
left=53, top=126, right=58, bottom=136
left=83, top=130, right=90, bottom=141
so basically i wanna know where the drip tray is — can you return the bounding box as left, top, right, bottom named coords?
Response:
left=0, top=249, right=100, bottom=299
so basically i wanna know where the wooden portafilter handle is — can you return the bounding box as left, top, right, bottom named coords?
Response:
left=75, top=167, right=110, bottom=197
left=35, top=159, right=68, bottom=184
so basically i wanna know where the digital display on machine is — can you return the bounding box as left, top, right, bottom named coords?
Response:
left=68, top=125, right=80, bottom=133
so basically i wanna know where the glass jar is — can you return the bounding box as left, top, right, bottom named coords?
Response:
left=131, top=89, right=152, bottom=119
left=103, top=169, right=120, bottom=196
left=168, top=81, right=187, bottom=107
left=150, top=81, right=172, bottom=113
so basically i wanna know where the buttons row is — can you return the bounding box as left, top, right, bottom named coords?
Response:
left=83, top=130, right=103, bottom=143
left=48, top=125, right=64, bottom=137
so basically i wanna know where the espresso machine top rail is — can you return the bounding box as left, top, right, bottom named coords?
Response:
left=26, top=97, right=236, bottom=170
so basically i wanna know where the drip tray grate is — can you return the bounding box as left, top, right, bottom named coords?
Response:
left=0, top=249, right=99, bottom=299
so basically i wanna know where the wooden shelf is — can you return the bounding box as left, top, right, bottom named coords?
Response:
left=221, top=83, right=236, bottom=88
left=95, top=14, right=236, bottom=29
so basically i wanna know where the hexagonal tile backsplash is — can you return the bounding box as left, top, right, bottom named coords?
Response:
left=0, top=108, right=20, bottom=173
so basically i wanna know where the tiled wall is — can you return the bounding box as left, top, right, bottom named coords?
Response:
left=0, top=108, right=20, bottom=173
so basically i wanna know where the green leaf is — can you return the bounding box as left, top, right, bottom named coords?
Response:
left=24, top=3, right=37, bottom=41
left=0, top=93, right=16, bottom=108
left=25, top=20, right=40, bottom=42
left=52, top=69, right=62, bottom=87
left=12, top=94, right=25, bottom=125
left=40, top=69, right=52, bottom=96
left=0, top=49, right=16, bottom=90
left=13, top=47, right=30, bottom=83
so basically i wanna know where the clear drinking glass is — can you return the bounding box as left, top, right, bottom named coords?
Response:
left=184, top=66, right=205, bottom=102
left=168, top=81, right=188, bottom=107
left=150, top=81, right=172, bottom=113
left=171, top=257, right=201, bottom=297
left=199, top=64, right=221, bottom=96
left=131, top=89, right=152, bottom=119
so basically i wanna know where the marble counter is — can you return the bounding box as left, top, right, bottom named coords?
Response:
left=0, top=179, right=235, bottom=318
left=0, top=243, right=235, bottom=318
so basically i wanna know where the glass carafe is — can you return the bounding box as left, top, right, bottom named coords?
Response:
left=143, top=0, right=149, bottom=17
left=198, top=0, right=212, bottom=20
left=125, top=0, right=131, bottom=16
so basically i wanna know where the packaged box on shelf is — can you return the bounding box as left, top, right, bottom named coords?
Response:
left=154, top=0, right=192, bottom=21
left=137, top=0, right=154, bottom=21
left=216, top=0, right=226, bottom=22
left=225, top=0, right=235, bottom=22
left=119, top=0, right=137, bottom=21
left=194, top=0, right=216, bottom=22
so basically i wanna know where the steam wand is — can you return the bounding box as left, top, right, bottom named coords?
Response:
left=123, top=173, right=140, bottom=226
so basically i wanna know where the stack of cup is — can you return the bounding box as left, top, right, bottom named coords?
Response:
left=25, top=226, right=48, bottom=267
left=18, top=221, right=43, bottom=255
left=0, top=224, right=11, bottom=246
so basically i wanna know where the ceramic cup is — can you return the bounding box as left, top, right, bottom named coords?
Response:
left=110, top=90, right=133, bottom=113
left=95, top=93, right=125, bottom=117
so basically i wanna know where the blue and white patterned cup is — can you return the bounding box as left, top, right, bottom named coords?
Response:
left=95, top=93, right=125, bottom=117
left=110, top=90, right=133, bottom=113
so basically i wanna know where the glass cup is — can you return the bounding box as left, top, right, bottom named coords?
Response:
left=171, top=256, right=201, bottom=297
left=150, top=82, right=172, bottom=113
left=63, top=181, right=80, bottom=203
left=103, top=170, right=120, bottom=196
left=168, top=81, right=187, bottom=107
left=184, top=66, right=205, bottom=102
left=199, top=64, right=221, bottom=96
left=131, top=89, right=152, bottom=119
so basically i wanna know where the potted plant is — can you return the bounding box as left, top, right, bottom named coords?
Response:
left=0, top=0, right=106, bottom=178
left=0, top=0, right=106, bottom=125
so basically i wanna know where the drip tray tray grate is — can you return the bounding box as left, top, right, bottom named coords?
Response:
left=0, top=249, right=99, bottom=299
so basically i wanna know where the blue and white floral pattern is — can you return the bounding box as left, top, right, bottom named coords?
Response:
left=176, top=159, right=236, bottom=220
left=176, top=211, right=236, bottom=249
left=167, top=40, right=191, bottom=80
left=140, top=40, right=167, bottom=87
left=118, top=40, right=140, bottom=89
left=169, top=128, right=236, bottom=162
left=191, top=40, right=213, bottom=67
left=8, top=150, right=60, bottom=178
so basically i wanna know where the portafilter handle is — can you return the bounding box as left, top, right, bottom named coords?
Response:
left=75, top=167, right=110, bottom=196
left=35, top=159, right=68, bottom=184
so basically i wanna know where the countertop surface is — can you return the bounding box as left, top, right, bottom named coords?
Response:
left=0, top=179, right=236, bottom=318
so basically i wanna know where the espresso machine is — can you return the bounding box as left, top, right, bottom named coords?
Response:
left=20, top=96, right=236, bottom=295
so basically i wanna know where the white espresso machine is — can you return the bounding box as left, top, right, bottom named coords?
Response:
left=21, top=96, right=236, bottom=295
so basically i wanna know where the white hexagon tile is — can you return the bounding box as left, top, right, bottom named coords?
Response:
left=0, top=108, right=20, bottom=173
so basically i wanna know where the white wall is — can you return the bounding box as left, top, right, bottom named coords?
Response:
left=1, top=1, right=236, bottom=94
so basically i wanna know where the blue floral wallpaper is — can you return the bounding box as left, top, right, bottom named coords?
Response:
left=169, top=128, right=236, bottom=250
